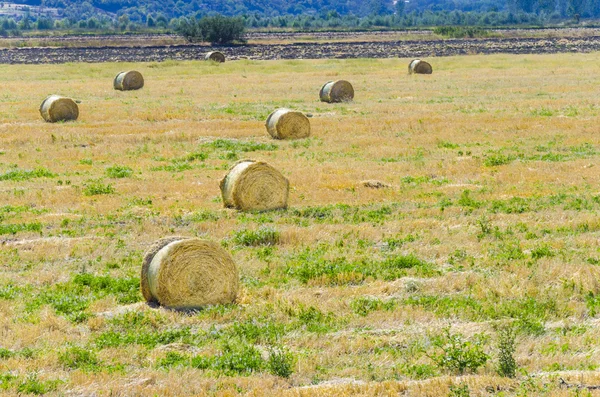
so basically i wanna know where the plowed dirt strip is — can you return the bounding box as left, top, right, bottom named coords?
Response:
left=1, top=35, right=600, bottom=64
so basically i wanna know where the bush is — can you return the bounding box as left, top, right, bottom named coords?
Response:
left=177, top=15, right=245, bottom=44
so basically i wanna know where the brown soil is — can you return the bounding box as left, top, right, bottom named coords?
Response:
left=1, top=33, right=599, bottom=64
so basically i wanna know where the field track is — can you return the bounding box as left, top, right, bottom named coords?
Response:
left=2, top=34, right=600, bottom=63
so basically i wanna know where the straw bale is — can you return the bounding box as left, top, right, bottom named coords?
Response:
left=205, top=51, right=225, bottom=63
left=220, top=160, right=289, bottom=211
left=39, top=95, right=79, bottom=122
left=265, top=108, right=311, bottom=140
left=114, top=70, right=144, bottom=91
left=319, top=80, right=354, bottom=103
left=408, top=59, right=433, bottom=74
left=141, top=237, right=238, bottom=309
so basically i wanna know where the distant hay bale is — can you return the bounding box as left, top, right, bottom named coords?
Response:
left=265, top=108, right=311, bottom=140
left=220, top=160, right=289, bottom=211
left=319, top=80, right=354, bottom=103
left=113, top=70, right=144, bottom=91
left=408, top=59, right=433, bottom=75
left=205, top=51, right=225, bottom=63
left=141, top=237, right=238, bottom=309
left=39, top=95, right=79, bottom=123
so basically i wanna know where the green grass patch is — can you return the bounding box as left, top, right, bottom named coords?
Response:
left=284, top=245, right=435, bottom=285
left=0, top=222, right=42, bottom=235
left=232, top=227, right=280, bottom=246
left=27, top=274, right=140, bottom=322
left=106, top=165, right=133, bottom=178
left=83, top=180, right=115, bottom=196
left=0, top=168, right=55, bottom=182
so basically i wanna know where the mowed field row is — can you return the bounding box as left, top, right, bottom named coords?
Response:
left=1, top=54, right=600, bottom=396
left=4, top=35, right=600, bottom=63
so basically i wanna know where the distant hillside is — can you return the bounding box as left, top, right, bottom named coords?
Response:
left=1, top=0, right=596, bottom=28
left=3, top=0, right=517, bottom=22
left=6, top=0, right=374, bottom=20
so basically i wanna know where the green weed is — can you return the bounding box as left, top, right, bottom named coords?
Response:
left=106, top=165, right=133, bottom=178
left=430, top=328, right=489, bottom=374
left=59, top=346, right=100, bottom=370
left=83, top=180, right=115, bottom=196
left=496, top=326, right=517, bottom=378
left=232, top=227, right=280, bottom=246
left=267, top=348, right=295, bottom=378
left=0, top=222, right=42, bottom=235
left=0, top=168, right=55, bottom=182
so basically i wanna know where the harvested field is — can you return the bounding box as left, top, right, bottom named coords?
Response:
left=3, top=33, right=600, bottom=63
left=1, top=53, right=600, bottom=395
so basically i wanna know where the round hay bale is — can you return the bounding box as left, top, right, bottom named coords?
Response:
left=141, top=237, right=238, bottom=309
left=220, top=160, right=289, bottom=211
left=205, top=51, right=225, bottom=63
left=408, top=59, right=433, bottom=75
left=113, top=70, right=144, bottom=91
left=39, top=95, right=79, bottom=123
left=265, top=108, right=311, bottom=140
left=319, top=80, right=354, bottom=103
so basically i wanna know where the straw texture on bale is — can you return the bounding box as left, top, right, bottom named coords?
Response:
left=319, top=80, right=354, bottom=103
left=408, top=59, right=433, bottom=74
left=220, top=160, right=289, bottom=211
left=39, top=95, right=79, bottom=123
left=205, top=51, right=225, bottom=63
left=113, top=70, right=144, bottom=91
left=141, top=237, right=238, bottom=309
left=265, top=108, right=311, bottom=140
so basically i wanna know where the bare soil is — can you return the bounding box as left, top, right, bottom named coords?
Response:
left=1, top=34, right=600, bottom=64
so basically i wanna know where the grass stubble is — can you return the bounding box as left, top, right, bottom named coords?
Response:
left=1, top=54, right=600, bottom=395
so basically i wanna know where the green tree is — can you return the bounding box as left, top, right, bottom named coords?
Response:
left=19, top=11, right=32, bottom=30
left=395, top=0, right=405, bottom=16
left=199, top=15, right=245, bottom=44
left=37, top=17, right=54, bottom=29
left=369, top=0, right=393, bottom=15
left=118, top=14, right=129, bottom=31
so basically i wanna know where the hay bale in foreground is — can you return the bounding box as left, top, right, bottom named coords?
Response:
left=39, top=95, right=79, bottom=122
left=205, top=51, right=225, bottom=63
left=408, top=59, right=433, bottom=75
left=319, top=80, right=354, bottom=103
left=141, top=237, right=238, bottom=309
left=220, top=160, right=289, bottom=211
left=113, top=70, right=144, bottom=91
left=265, top=108, right=311, bottom=140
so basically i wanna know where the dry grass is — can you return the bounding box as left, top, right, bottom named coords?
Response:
left=1, top=53, right=600, bottom=395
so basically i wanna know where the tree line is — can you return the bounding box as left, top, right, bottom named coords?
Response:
left=0, top=0, right=596, bottom=38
